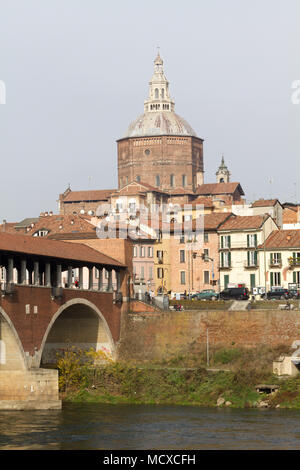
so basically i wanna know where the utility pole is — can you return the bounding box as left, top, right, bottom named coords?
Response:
left=206, top=328, right=210, bottom=367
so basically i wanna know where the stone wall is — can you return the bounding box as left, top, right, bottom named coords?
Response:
left=118, top=309, right=300, bottom=362
left=0, top=369, right=61, bottom=409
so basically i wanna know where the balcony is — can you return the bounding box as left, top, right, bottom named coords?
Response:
left=289, top=257, right=300, bottom=267
left=269, top=259, right=282, bottom=268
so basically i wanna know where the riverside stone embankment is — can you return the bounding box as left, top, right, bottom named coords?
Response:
left=117, top=308, right=300, bottom=362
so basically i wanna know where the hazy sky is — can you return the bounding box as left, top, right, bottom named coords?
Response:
left=0, top=0, right=299, bottom=222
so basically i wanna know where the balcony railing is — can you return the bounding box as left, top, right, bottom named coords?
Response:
left=289, top=257, right=300, bottom=267
left=269, top=259, right=282, bottom=268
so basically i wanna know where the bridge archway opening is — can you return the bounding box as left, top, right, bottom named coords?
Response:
left=0, top=309, right=26, bottom=371
left=40, top=299, right=115, bottom=367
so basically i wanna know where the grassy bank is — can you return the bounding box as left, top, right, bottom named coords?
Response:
left=59, top=345, right=300, bottom=409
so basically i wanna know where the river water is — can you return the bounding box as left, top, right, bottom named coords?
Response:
left=0, top=403, right=300, bottom=450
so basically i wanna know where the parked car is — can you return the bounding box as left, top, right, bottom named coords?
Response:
left=263, top=288, right=292, bottom=300
left=289, top=289, right=300, bottom=299
left=191, top=289, right=219, bottom=301
left=219, top=287, right=250, bottom=300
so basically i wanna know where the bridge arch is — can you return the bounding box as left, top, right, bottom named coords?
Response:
left=39, top=298, right=116, bottom=368
left=0, top=307, right=27, bottom=371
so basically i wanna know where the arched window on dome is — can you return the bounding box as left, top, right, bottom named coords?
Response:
left=155, top=88, right=159, bottom=99
left=161, top=89, right=165, bottom=99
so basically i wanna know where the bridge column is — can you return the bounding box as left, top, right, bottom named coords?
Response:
left=45, top=262, right=51, bottom=287
left=98, top=267, right=103, bottom=291
left=34, top=261, right=40, bottom=286
left=20, top=259, right=27, bottom=284
left=88, top=267, right=93, bottom=290
left=56, top=264, right=62, bottom=287
left=107, top=269, right=113, bottom=292
left=79, top=267, right=83, bottom=289
left=116, top=270, right=121, bottom=293
left=7, top=257, right=14, bottom=284
left=67, top=266, right=73, bottom=288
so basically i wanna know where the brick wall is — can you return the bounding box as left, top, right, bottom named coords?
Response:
left=118, top=309, right=300, bottom=362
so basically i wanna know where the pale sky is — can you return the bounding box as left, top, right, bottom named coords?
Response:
left=0, top=0, right=299, bottom=222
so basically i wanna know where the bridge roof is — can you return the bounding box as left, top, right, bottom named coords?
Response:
left=0, top=232, right=125, bottom=268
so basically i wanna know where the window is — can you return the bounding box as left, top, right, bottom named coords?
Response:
left=33, top=229, right=49, bottom=237
left=140, top=246, right=145, bottom=258
left=170, top=174, right=175, bottom=187
left=270, top=272, right=281, bottom=287
left=221, top=251, right=231, bottom=268
left=204, top=271, right=210, bottom=284
left=247, top=234, right=257, bottom=248
left=133, top=246, right=137, bottom=257
left=116, top=201, right=122, bottom=212
left=161, top=88, right=165, bottom=99
left=204, top=232, right=209, bottom=243
left=182, top=174, right=186, bottom=187
left=155, top=88, right=159, bottom=99
left=221, top=235, right=231, bottom=249
left=155, top=175, right=160, bottom=187
left=204, top=248, right=209, bottom=260
left=224, top=275, right=229, bottom=289
left=148, top=246, right=153, bottom=258
left=180, top=235, right=185, bottom=244
left=157, top=268, right=164, bottom=279
left=180, top=250, right=185, bottom=263
left=247, top=251, right=258, bottom=267
left=149, top=267, right=153, bottom=280
left=140, top=267, right=144, bottom=279
left=270, top=253, right=281, bottom=265
left=250, top=274, right=256, bottom=289
left=136, top=175, right=141, bottom=182
left=180, top=271, right=186, bottom=285
left=129, top=201, right=136, bottom=213
left=293, top=271, right=300, bottom=284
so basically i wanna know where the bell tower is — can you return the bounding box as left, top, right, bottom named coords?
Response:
left=216, top=155, right=230, bottom=183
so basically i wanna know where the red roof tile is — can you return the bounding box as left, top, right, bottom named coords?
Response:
left=0, top=232, right=125, bottom=267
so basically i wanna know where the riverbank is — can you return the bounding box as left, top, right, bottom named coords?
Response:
left=59, top=345, right=300, bottom=409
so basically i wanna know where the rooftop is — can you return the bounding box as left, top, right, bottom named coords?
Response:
left=258, top=230, right=300, bottom=249
left=0, top=232, right=125, bottom=268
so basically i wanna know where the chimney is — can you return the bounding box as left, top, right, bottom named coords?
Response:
left=2, top=219, right=6, bottom=232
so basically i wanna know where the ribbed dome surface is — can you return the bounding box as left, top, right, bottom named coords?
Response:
left=123, top=111, right=197, bottom=138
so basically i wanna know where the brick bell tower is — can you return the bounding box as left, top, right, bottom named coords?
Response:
left=117, top=52, right=204, bottom=192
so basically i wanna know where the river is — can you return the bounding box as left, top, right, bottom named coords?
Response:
left=0, top=403, right=300, bottom=450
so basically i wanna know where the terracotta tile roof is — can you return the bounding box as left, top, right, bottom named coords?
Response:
left=251, top=199, right=280, bottom=208
left=202, top=212, right=233, bottom=230
left=113, top=181, right=168, bottom=196
left=62, top=189, right=114, bottom=202
left=0, top=232, right=125, bottom=267
left=218, top=215, right=268, bottom=231
left=167, top=188, right=195, bottom=195
left=196, top=182, right=244, bottom=196
left=0, top=222, right=19, bottom=233
left=189, top=196, right=214, bottom=208
left=257, top=230, right=300, bottom=249
left=25, top=214, right=96, bottom=237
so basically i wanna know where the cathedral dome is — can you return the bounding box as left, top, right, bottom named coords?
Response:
left=123, top=111, right=197, bottom=138
left=122, top=52, right=198, bottom=139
